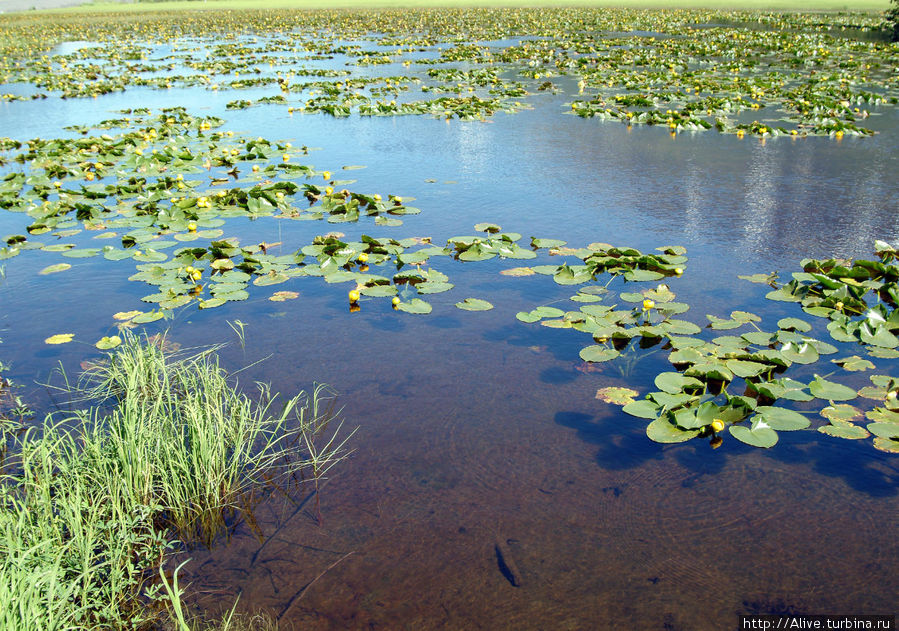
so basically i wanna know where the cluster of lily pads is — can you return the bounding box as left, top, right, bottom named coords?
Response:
left=0, top=8, right=896, bottom=132
left=569, top=243, right=899, bottom=454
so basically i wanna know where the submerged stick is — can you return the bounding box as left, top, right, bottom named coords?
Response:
left=276, top=551, right=355, bottom=622
left=494, top=538, right=523, bottom=587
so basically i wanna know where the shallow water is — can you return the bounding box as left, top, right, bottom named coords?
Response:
left=1, top=26, right=898, bottom=630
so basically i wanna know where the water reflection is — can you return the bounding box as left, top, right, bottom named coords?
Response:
left=1, top=31, right=898, bottom=631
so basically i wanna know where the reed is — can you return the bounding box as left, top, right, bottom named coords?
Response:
left=0, top=332, right=352, bottom=629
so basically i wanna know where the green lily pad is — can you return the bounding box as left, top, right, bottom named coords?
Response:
left=832, top=355, right=875, bottom=372
left=360, top=284, right=397, bottom=297
left=38, top=263, right=72, bottom=275
left=579, top=346, right=620, bottom=363
left=396, top=298, right=432, bottom=314
left=818, top=424, right=869, bottom=440
left=730, top=421, right=778, bottom=448
left=199, top=298, right=227, bottom=309
left=45, top=333, right=74, bottom=345
left=61, top=248, right=100, bottom=258
left=755, top=406, right=810, bottom=431
left=455, top=298, right=493, bottom=311
left=872, top=437, right=899, bottom=453
left=820, top=404, right=862, bottom=423
left=622, top=399, right=661, bottom=419
left=646, top=417, right=700, bottom=443
left=95, top=335, right=123, bottom=350
left=132, top=311, right=165, bottom=324
left=867, top=422, right=899, bottom=439
left=654, top=372, right=703, bottom=395
left=809, top=376, right=857, bottom=401
left=253, top=273, right=290, bottom=286
left=777, top=317, right=812, bottom=332
left=416, top=281, right=454, bottom=294
left=531, top=237, right=567, bottom=249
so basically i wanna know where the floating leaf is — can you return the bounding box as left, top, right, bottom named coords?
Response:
left=730, top=421, right=778, bottom=448
left=501, top=267, right=535, bottom=277
left=820, top=404, right=862, bottom=423
left=832, top=356, right=875, bottom=372
left=38, top=263, right=72, bottom=275
left=531, top=237, right=567, bottom=249
left=113, top=310, right=142, bottom=321
left=360, top=285, right=397, bottom=297
left=623, top=399, right=661, bottom=419
left=61, top=248, right=100, bottom=258
left=396, top=298, right=432, bottom=314
left=132, top=311, right=165, bottom=324
left=45, top=333, right=74, bottom=345
left=455, top=298, right=493, bottom=311
left=646, top=417, right=699, bottom=443
left=596, top=387, right=639, bottom=405
left=269, top=291, right=299, bottom=302
left=818, top=424, right=869, bottom=440
left=95, top=335, right=122, bottom=350
left=777, top=317, right=811, bottom=332
left=654, top=372, right=703, bottom=395
left=755, top=406, right=810, bottom=431
left=867, top=422, right=899, bottom=439
left=808, top=376, right=857, bottom=401
left=198, top=298, right=226, bottom=309
left=579, top=346, right=620, bottom=363
left=872, top=437, right=899, bottom=453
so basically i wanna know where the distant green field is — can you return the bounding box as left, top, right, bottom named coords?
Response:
left=64, top=0, right=890, bottom=14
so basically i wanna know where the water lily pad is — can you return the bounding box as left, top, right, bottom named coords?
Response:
left=820, top=404, right=862, bottom=423
left=808, top=376, right=857, bottom=401
left=198, top=298, right=226, bottom=309
left=253, top=273, right=289, bottom=286
left=360, top=285, right=397, bottom=297
left=61, top=248, right=100, bottom=258
left=777, top=317, right=812, bottom=332
left=396, top=298, right=432, bottom=314
left=832, top=356, right=875, bottom=372
left=531, top=237, right=567, bottom=249
left=269, top=291, right=299, bottom=302
left=872, top=437, right=899, bottom=453
left=579, top=346, right=620, bottom=363
left=646, top=417, right=699, bottom=443
left=867, top=422, right=899, bottom=439
left=132, top=311, right=165, bottom=324
left=725, top=359, right=768, bottom=378
left=818, top=424, right=869, bottom=439
left=755, top=406, right=810, bottom=431
left=501, top=267, right=535, bottom=277
left=38, top=263, right=72, bottom=275
left=45, top=333, right=74, bottom=345
left=596, top=387, right=639, bottom=405
left=622, top=399, right=660, bottom=419
left=455, top=298, right=493, bottom=311
left=95, top=335, right=122, bottom=350
left=654, top=372, right=703, bottom=395
left=730, top=421, right=778, bottom=448
left=416, top=281, right=454, bottom=294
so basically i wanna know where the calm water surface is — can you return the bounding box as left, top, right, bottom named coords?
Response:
left=1, top=36, right=898, bottom=631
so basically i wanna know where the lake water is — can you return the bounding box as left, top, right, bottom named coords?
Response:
left=1, top=19, right=898, bottom=629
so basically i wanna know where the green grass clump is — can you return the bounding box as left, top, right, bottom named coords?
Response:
left=0, top=333, right=352, bottom=629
